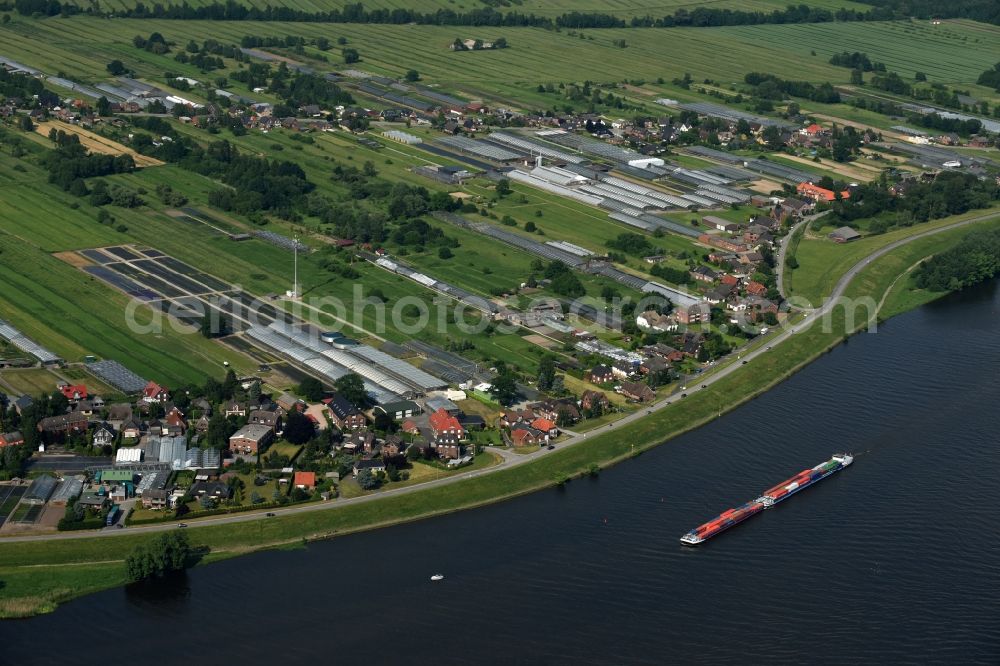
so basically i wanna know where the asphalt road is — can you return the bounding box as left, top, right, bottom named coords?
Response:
left=4, top=210, right=996, bottom=544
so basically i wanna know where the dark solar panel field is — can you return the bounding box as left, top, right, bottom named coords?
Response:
left=83, top=266, right=159, bottom=301
left=0, top=485, right=26, bottom=527
left=81, top=249, right=116, bottom=264
left=105, top=246, right=142, bottom=261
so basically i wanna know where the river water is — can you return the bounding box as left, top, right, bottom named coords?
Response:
left=3, top=281, right=999, bottom=664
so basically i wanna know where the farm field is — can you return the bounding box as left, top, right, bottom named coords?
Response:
left=32, top=120, right=164, bottom=168
left=716, top=20, right=1000, bottom=86
left=786, top=206, right=1000, bottom=305
left=0, top=368, right=67, bottom=397
left=52, top=0, right=873, bottom=18
left=8, top=17, right=994, bottom=98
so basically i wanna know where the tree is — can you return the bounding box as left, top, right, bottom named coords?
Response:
left=524, top=221, right=537, bottom=233
left=283, top=410, right=315, bottom=445
left=106, top=60, right=126, bottom=76
left=438, top=246, right=453, bottom=260
left=298, top=376, right=324, bottom=401
left=125, top=532, right=192, bottom=582
left=342, top=48, right=360, bottom=64
left=356, top=468, right=379, bottom=490
left=495, top=178, right=511, bottom=197
left=95, top=96, right=111, bottom=116
left=204, top=414, right=234, bottom=450
left=404, top=69, right=420, bottom=82
left=334, top=373, right=369, bottom=408
left=17, top=115, right=33, bottom=132
left=373, top=410, right=396, bottom=434
left=537, top=356, right=555, bottom=391
left=489, top=372, right=518, bottom=406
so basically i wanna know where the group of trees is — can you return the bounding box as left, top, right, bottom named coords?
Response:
left=541, top=260, right=585, bottom=298
left=743, top=72, right=841, bottom=104
left=125, top=532, right=194, bottom=582
left=833, top=172, right=1000, bottom=228
left=8, top=0, right=961, bottom=27
left=913, top=227, right=1000, bottom=292
left=976, top=62, right=1000, bottom=92
left=0, top=67, right=59, bottom=108
left=828, top=51, right=886, bottom=73
left=606, top=232, right=655, bottom=257
left=41, top=134, right=136, bottom=193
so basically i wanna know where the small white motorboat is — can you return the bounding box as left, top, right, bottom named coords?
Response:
left=430, top=574, right=444, bottom=581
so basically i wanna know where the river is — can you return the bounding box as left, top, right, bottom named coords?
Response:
left=3, top=281, right=999, bottom=664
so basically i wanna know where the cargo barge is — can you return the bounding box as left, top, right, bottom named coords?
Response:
left=680, top=453, right=853, bottom=546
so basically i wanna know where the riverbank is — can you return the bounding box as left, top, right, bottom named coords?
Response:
left=2, top=214, right=998, bottom=618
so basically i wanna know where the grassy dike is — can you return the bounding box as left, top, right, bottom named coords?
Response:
left=2, top=216, right=999, bottom=618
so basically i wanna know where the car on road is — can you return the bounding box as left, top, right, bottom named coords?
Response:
left=178, top=523, right=188, bottom=528
left=546, top=444, right=555, bottom=450
left=766, top=346, right=772, bottom=351
left=266, top=512, right=276, bottom=517
left=701, top=385, right=707, bottom=389
left=742, top=360, right=748, bottom=365
left=680, top=393, right=687, bottom=398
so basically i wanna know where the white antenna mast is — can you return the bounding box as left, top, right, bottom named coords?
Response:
left=292, top=236, right=299, bottom=298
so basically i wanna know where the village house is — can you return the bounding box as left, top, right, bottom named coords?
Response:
left=530, top=418, right=559, bottom=437
left=229, top=423, right=274, bottom=455
left=223, top=400, right=247, bottom=418
left=293, top=471, right=316, bottom=490
left=142, top=489, right=171, bottom=510
left=500, top=408, right=534, bottom=428
left=510, top=424, right=544, bottom=447
left=121, top=418, right=144, bottom=440
left=797, top=182, right=850, bottom=203
left=829, top=227, right=862, bottom=243
left=612, top=359, right=639, bottom=380
left=141, top=381, right=170, bottom=404
left=249, top=408, right=283, bottom=433
left=587, top=364, right=614, bottom=384
left=531, top=398, right=580, bottom=424
left=429, top=408, right=465, bottom=440
left=637, top=310, right=675, bottom=332
left=275, top=392, right=305, bottom=413
left=0, top=431, right=25, bottom=447
left=37, top=412, right=89, bottom=437
left=92, top=423, right=115, bottom=448
left=690, top=266, right=718, bottom=283
left=699, top=234, right=748, bottom=254
left=431, top=431, right=463, bottom=460
left=190, top=481, right=231, bottom=501
left=354, top=458, right=386, bottom=476
left=745, top=281, right=768, bottom=297
left=59, top=384, right=87, bottom=403
left=327, top=393, right=366, bottom=430
left=643, top=343, right=685, bottom=363
left=677, top=303, right=711, bottom=326
left=620, top=381, right=655, bottom=404
left=343, top=429, right=377, bottom=455
left=382, top=434, right=406, bottom=458
left=580, top=390, right=610, bottom=413
left=106, top=403, right=133, bottom=430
